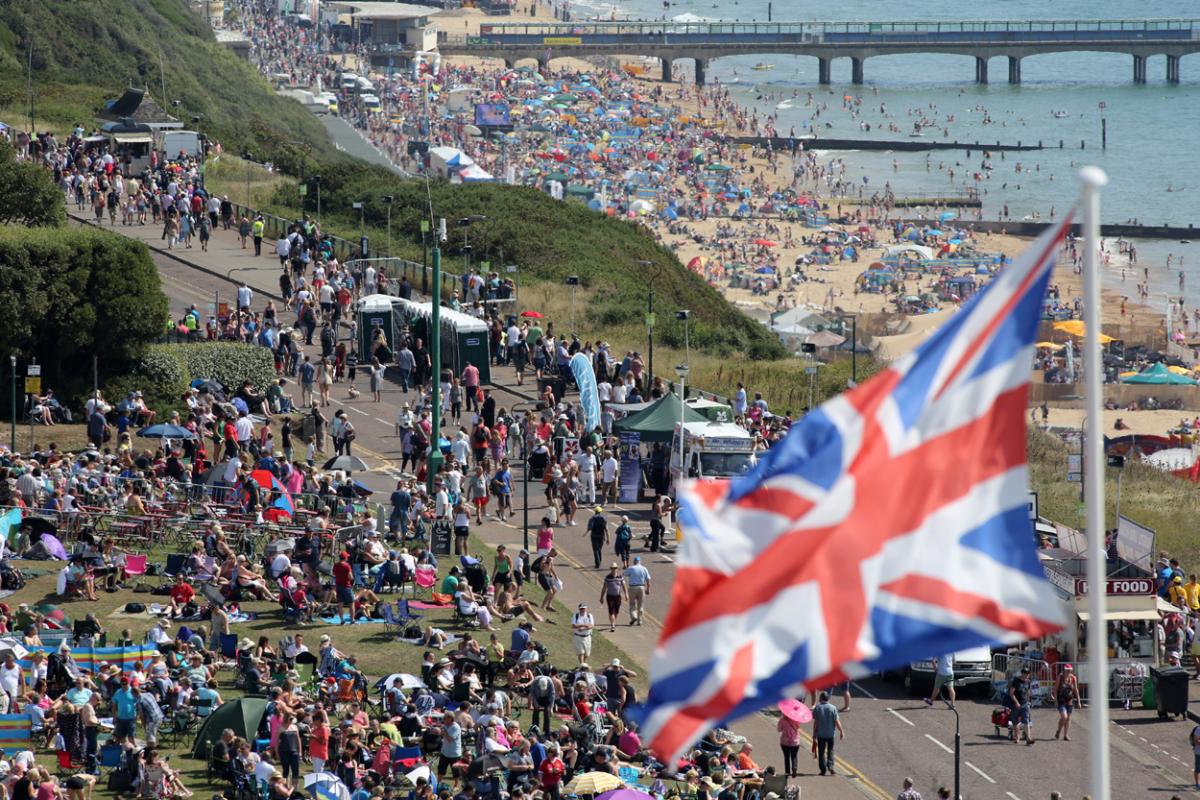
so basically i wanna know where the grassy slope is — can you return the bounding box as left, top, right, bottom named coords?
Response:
left=1028, top=427, right=1197, bottom=566
left=0, top=0, right=337, bottom=165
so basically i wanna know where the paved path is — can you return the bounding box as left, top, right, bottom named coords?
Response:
left=80, top=209, right=1192, bottom=800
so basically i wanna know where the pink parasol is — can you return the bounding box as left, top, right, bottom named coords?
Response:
left=777, top=698, right=812, bottom=723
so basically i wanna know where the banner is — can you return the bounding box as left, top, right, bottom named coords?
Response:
left=618, top=431, right=641, bottom=504
left=17, top=643, right=161, bottom=675
left=570, top=353, right=601, bottom=434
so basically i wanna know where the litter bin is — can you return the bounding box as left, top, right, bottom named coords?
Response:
left=1151, top=665, right=1189, bottom=719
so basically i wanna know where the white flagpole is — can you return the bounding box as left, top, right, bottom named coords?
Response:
left=1079, top=165, right=1110, bottom=800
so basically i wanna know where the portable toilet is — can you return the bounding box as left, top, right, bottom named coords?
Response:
left=356, top=294, right=398, bottom=363
left=440, top=306, right=491, bottom=384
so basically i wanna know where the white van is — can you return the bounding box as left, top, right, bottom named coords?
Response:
left=361, top=94, right=381, bottom=112
left=354, top=76, right=376, bottom=94
left=887, top=645, right=995, bottom=697
left=340, top=72, right=360, bottom=91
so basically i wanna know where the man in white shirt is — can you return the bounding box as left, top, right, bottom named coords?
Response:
left=283, top=634, right=309, bottom=660
left=506, top=322, right=521, bottom=363
left=237, top=283, right=253, bottom=312
left=234, top=411, right=255, bottom=445
left=269, top=546, right=293, bottom=580
left=577, top=446, right=597, bottom=505
left=611, top=381, right=627, bottom=404
left=222, top=455, right=242, bottom=485
left=434, top=479, right=450, bottom=521
left=597, top=380, right=612, bottom=403
left=600, top=451, right=619, bottom=506
left=571, top=603, right=594, bottom=665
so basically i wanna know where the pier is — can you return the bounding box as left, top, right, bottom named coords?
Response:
left=439, top=18, right=1200, bottom=86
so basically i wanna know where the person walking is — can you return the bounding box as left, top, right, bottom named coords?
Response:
left=613, top=515, right=633, bottom=567
left=811, top=691, right=843, bottom=777
left=332, top=550, right=355, bottom=625
left=1008, top=665, right=1034, bottom=744
left=571, top=602, right=594, bottom=665
left=624, top=556, right=650, bottom=626
left=777, top=710, right=802, bottom=778
left=895, top=777, right=922, bottom=800
left=586, top=506, right=608, bottom=569
left=600, top=564, right=627, bottom=632
left=252, top=215, right=265, bottom=256
left=924, top=653, right=955, bottom=708
left=1053, top=664, right=1080, bottom=741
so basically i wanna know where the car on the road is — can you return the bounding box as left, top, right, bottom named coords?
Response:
left=884, top=645, right=995, bottom=698
left=361, top=94, right=382, bottom=113
left=319, top=92, right=338, bottom=115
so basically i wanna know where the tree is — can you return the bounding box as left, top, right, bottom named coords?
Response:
left=0, top=225, right=167, bottom=401
left=0, top=138, right=66, bottom=227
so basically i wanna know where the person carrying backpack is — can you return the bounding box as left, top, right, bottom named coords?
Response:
left=613, top=516, right=633, bottom=568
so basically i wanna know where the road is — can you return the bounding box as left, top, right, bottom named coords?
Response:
left=89, top=212, right=1199, bottom=800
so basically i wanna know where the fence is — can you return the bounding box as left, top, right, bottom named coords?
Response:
left=991, top=652, right=1058, bottom=706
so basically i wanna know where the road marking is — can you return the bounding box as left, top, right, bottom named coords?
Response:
left=374, top=418, right=391, bottom=425
left=1139, top=736, right=1148, bottom=742
left=1006, top=792, right=1023, bottom=800
left=349, top=407, right=368, bottom=416
left=852, top=681, right=878, bottom=699
left=924, top=734, right=953, bottom=754
left=885, top=708, right=914, bottom=726
left=965, top=761, right=996, bottom=784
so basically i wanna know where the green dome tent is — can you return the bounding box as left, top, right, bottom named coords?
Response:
left=191, top=697, right=268, bottom=758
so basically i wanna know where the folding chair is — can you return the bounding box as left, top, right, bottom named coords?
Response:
left=123, top=554, right=148, bottom=580
left=380, top=602, right=403, bottom=636
left=396, top=599, right=423, bottom=627
left=55, top=750, right=83, bottom=777
left=220, top=633, right=240, bottom=659
left=414, top=565, right=437, bottom=598
left=158, top=553, right=190, bottom=586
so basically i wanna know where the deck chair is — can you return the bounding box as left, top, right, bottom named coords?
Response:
left=55, top=750, right=83, bottom=777
left=220, top=633, right=240, bottom=659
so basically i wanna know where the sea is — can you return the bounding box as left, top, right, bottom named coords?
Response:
left=564, top=0, right=1200, bottom=304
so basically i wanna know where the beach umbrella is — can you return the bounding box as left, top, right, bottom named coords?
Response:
left=777, top=698, right=813, bottom=724
left=136, top=423, right=197, bottom=440
left=754, top=238, right=778, bottom=247
left=304, top=772, right=351, bottom=800
left=520, top=310, right=545, bottom=318
left=686, top=256, right=708, bottom=273
left=754, top=266, right=776, bottom=275
left=596, top=791, right=653, bottom=800
left=18, top=517, right=55, bottom=537
left=351, top=480, right=375, bottom=497
left=566, top=773, right=624, bottom=795
left=0, top=639, right=28, bottom=661
left=190, top=378, right=227, bottom=401
left=323, top=455, right=369, bottom=472
left=939, top=211, right=957, bottom=222
left=40, top=534, right=68, bottom=561
left=376, top=673, right=426, bottom=692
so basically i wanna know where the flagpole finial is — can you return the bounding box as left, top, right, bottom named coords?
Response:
left=1078, top=166, right=1108, bottom=188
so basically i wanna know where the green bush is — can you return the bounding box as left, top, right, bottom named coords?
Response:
left=104, top=345, right=190, bottom=413
left=175, top=342, right=275, bottom=394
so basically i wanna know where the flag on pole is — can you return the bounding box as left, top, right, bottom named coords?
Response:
left=633, top=218, right=1073, bottom=764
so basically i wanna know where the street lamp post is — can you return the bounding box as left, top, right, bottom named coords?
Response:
left=352, top=202, right=366, bottom=257
left=521, top=426, right=530, bottom=552
left=677, top=308, right=691, bottom=367
left=420, top=220, right=430, bottom=294
left=565, top=276, right=580, bottom=335
left=639, top=259, right=657, bottom=384
left=945, top=694, right=961, bottom=800
left=9, top=355, right=16, bottom=452
left=313, top=175, right=322, bottom=226
left=241, top=151, right=253, bottom=208
left=675, top=362, right=690, bottom=483
left=382, top=195, right=394, bottom=259
left=427, top=219, right=447, bottom=494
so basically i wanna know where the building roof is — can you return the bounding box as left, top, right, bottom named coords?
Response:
left=327, top=1, right=432, bottom=19
left=99, top=88, right=180, bottom=126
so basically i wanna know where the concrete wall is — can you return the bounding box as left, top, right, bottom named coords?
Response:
left=1031, top=382, right=1200, bottom=410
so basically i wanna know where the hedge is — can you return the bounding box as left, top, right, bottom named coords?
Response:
left=110, top=342, right=275, bottom=414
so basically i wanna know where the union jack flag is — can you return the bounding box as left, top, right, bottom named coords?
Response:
left=634, top=218, right=1071, bottom=764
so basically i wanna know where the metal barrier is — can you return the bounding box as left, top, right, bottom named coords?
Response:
left=991, top=653, right=1056, bottom=706
left=345, top=256, right=462, bottom=301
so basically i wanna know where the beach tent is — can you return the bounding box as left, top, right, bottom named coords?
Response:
left=884, top=244, right=935, bottom=260
left=191, top=698, right=268, bottom=758
left=614, top=394, right=707, bottom=443
left=1121, top=362, right=1198, bottom=386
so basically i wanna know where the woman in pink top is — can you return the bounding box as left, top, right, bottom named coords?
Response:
left=777, top=714, right=802, bottom=777
left=285, top=467, right=304, bottom=496
left=536, top=518, right=555, bottom=557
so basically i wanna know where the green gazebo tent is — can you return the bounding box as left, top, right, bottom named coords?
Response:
left=1120, top=362, right=1198, bottom=385
left=191, top=698, right=268, bottom=758
left=614, top=393, right=707, bottom=443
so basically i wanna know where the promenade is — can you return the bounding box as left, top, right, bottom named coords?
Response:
left=78, top=209, right=1200, bottom=800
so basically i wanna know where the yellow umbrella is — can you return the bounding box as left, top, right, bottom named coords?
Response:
left=1035, top=341, right=1062, bottom=349
left=1168, top=365, right=1193, bottom=376
left=566, top=773, right=624, bottom=795
left=1052, top=320, right=1115, bottom=343
left=1119, top=370, right=1138, bottom=379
